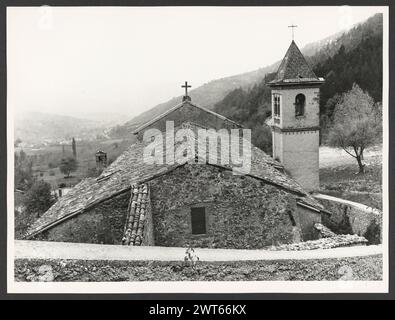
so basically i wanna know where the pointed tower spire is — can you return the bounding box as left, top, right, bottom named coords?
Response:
left=270, top=41, right=323, bottom=86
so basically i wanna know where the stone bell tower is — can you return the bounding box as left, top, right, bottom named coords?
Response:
left=268, top=40, right=324, bottom=191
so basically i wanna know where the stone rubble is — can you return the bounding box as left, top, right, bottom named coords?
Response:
left=314, top=223, right=337, bottom=238
left=270, top=234, right=368, bottom=251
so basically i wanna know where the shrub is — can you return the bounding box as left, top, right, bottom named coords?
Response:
left=14, top=209, right=37, bottom=239
left=22, top=181, right=55, bottom=217
left=364, top=221, right=381, bottom=245
left=184, top=246, right=199, bottom=268
left=59, top=157, right=78, bottom=178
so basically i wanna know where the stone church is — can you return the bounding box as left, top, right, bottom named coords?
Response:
left=24, top=40, right=326, bottom=249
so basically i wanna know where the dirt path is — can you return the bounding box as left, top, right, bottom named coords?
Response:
left=14, top=240, right=383, bottom=262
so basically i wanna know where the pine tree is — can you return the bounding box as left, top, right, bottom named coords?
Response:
left=72, top=137, right=77, bottom=159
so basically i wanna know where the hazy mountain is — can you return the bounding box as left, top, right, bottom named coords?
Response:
left=14, top=112, right=107, bottom=145
left=71, top=112, right=129, bottom=126
left=111, top=13, right=382, bottom=137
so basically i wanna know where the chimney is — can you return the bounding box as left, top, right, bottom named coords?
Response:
left=95, top=150, right=107, bottom=170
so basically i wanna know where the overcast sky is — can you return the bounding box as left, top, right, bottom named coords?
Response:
left=7, top=6, right=384, bottom=120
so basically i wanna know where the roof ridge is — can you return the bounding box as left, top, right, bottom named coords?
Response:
left=133, top=100, right=242, bottom=134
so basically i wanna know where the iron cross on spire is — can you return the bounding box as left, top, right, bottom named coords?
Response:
left=288, top=24, right=298, bottom=41
left=181, top=81, right=191, bottom=96
left=181, top=81, right=192, bottom=102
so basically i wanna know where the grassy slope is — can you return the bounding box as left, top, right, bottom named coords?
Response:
left=319, top=145, right=382, bottom=209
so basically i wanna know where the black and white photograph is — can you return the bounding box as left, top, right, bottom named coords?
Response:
left=5, top=4, right=389, bottom=295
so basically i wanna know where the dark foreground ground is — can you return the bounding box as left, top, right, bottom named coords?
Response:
left=15, top=255, right=382, bottom=282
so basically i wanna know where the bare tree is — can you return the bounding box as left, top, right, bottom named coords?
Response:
left=328, top=84, right=382, bottom=174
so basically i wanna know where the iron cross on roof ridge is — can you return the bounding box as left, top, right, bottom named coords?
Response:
left=181, top=81, right=191, bottom=97
left=288, top=24, right=298, bottom=41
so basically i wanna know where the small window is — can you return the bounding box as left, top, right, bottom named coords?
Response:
left=273, top=94, right=281, bottom=117
left=295, top=93, right=306, bottom=116
left=191, top=207, right=206, bottom=234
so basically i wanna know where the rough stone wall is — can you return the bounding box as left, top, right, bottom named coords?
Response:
left=15, top=255, right=383, bottom=281
left=319, top=198, right=382, bottom=244
left=149, top=163, right=311, bottom=249
left=34, top=192, right=130, bottom=244
left=137, top=102, right=241, bottom=141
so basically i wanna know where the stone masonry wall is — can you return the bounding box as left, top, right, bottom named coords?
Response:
left=35, top=192, right=130, bottom=245
left=319, top=197, right=382, bottom=245
left=149, top=163, right=309, bottom=249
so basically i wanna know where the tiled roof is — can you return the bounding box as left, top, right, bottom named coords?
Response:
left=270, top=41, right=324, bottom=86
left=24, top=123, right=322, bottom=239
left=122, top=184, right=149, bottom=246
